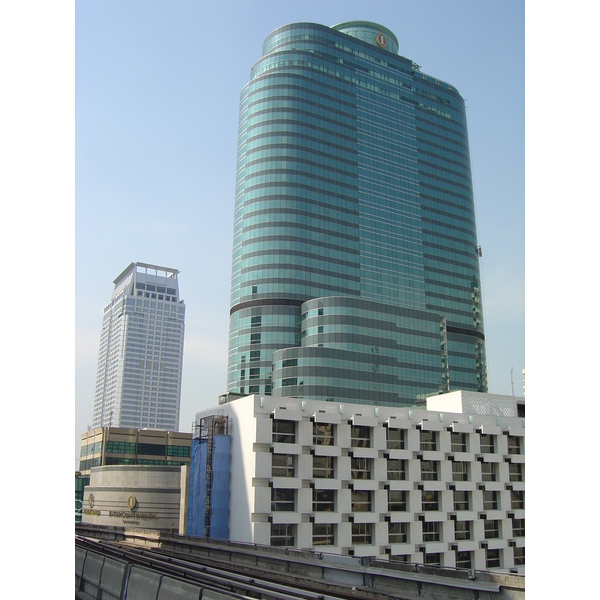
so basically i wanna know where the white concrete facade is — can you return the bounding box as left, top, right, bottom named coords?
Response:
left=194, top=392, right=525, bottom=573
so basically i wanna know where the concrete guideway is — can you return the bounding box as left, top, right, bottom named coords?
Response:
left=75, top=523, right=524, bottom=600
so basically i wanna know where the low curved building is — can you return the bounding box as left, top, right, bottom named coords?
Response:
left=81, top=464, right=189, bottom=534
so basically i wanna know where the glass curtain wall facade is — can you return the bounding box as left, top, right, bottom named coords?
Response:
left=227, top=21, right=486, bottom=407
left=92, top=262, right=186, bottom=430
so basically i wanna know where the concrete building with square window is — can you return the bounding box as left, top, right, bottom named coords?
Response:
left=190, top=391, right=524, bottom=573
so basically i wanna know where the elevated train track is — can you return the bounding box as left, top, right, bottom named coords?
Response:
left=75, top=524, right=524, bottom=600
left=76, top=536, right=389, bottom=600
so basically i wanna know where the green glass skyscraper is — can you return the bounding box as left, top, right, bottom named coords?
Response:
left=226, top=21, right=487, bottom=407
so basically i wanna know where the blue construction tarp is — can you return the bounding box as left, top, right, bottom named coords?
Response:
left=209, top=435, right=230, bottom=540
left=188, top=440, right=207, bottom=537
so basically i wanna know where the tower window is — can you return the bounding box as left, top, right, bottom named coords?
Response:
left=351, top=522, right=372, bottom=545
left=350, top=457, right=372, bottom=480
left=420, top=460, right=438, bottom=481
left=454, top=520, right=472, bottom=540
left=386, top=427, right=405, bottom=450
left=388, top=522, right=408, bottom=544
left=480, top=434, right=495, bottom=453
left=420, top=430, right=437, bottom=451
left=351, top=425, right=371, bottom=448
left=351, top=490, right=371, bottom=512
left=313, top=523, right=334, bottom=546
left=484, top=519, right=500, bottom=539
left=271, top=488, right=295, bottom=512
left=272, top=454, right=295, bottom=478
left=486, top=548, right=501, bottom=568
left=422, top=490, right=439, bottom=511
left=313, top=489, right=335, bottom=512
left=313, top=422, right=334, bottom=445
left=272, top=419, right=295, bottom=444
left=387, top=458, right=406, bottom=480
left=451, top=432, right=467, bottom=452
left=422, top=521, right=440, bottom=542
left=271, top=523, right=295, bottom=547
left=313, top=455, right=335, bottom=478
left=388, top=490, right=407, bottom=512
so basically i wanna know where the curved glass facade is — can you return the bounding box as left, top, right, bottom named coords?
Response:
left=227, top=22, right=486, bottom=406
left=271, top=297, right=449, bottom=406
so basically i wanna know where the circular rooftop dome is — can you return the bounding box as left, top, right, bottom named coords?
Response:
left=332, top=21, right=399, bottom=54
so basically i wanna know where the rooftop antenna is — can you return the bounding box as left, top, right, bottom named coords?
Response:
left=510, top=367, right=515, bottom=397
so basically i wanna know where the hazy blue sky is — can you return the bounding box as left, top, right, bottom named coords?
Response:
left=75, top=0, right=525, bottom=464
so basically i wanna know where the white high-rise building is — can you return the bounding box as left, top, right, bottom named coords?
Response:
left=92, top=262, right=185, bottom=430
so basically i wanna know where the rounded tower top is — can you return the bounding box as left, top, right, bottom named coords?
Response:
left=332, top=21, right=399, bottom=54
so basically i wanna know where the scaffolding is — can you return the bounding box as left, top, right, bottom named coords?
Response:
left=190, top=414, right=231, bottom=539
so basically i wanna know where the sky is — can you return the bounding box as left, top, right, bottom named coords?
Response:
left=74, top=0, right=525, bottom=463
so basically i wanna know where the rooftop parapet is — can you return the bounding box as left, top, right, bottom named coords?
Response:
left=426, top=390, right=525, bottom=418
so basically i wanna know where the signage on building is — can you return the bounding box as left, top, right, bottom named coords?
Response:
left=108, top=511, right=158, bottom=519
